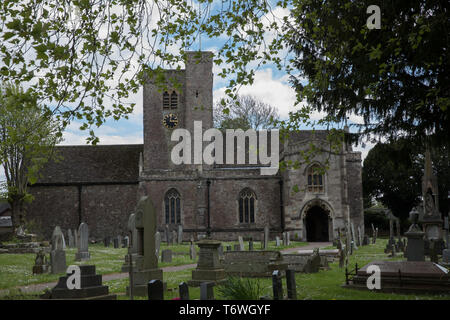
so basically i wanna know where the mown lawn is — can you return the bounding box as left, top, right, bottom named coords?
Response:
left=0, top=240, right=308, bottom=293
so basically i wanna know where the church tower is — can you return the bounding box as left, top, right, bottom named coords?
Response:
left=142, top=51, right=214, bottom=172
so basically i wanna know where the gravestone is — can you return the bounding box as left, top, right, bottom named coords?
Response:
left=148, top=279, right=164, bottom=300
left=171, top=230, right=177, bottom=245
left=238, top=236, right=245, bottom=251
left=264, top=226, right=269, bottom=249
left=121, top=213, right=138, bottom=272
left=188, top=240, right=226, bottom=286
left=350, top=223, right=358, bottom=250
left=226, top=245, right=232, bottom=251
left=272, top=270, right=283, bottom=300
left=248, top=240, right=254, bottom=251
left=233, top=244, right=240, bottom=251
left=42, top=265, right=116, bottom=300
left=286, top=270, right=296, bottom=299
left=286, top=232, right=290, bottom=246
left=161, top=249, right=173, bottom=263
left=104, top=236, right=110, bottom=247
left=50, top=226, right=66, bottom=274
left=200, top=282, right=215, bottom=300
left=304, top=248, right=321, bottom=273
left=371, top=224, right=376, bottom=244
left=179, top=282, right=189, bottom=300
left=123, top=236, right=129, bottom=248
left=362, top=235, right=370, bottom=246
left=74, top=229, right=79, bottom=249
left=275, top=236, right=281, bottom=247
left=282, top=232, right=287, bottom=246
left=218, top=245, right=224, bottom=258
left=113, top=237, right=119, bottom=249
left=339, top=245, right=345, bottom=268
left=126, top=196, right=163, bottom=296
left=155, top=231, right=161, bottom=259
left=67, top=229, right=75, bottom=248
left=75, top=222, right=90, bottom=261
left=177, top=225, right=183, bottom=244
left=405, top=208, right=425, bottom=261
left=190, top=242, right=197, bottom=260
left=33, top=249, right=49, bottom=274
left=117, top=235, right=122, bottom=248
left=165, top=224, right=170, bottom=243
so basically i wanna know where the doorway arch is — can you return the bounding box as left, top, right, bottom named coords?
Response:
left=305, top=206, right=329, bottom=242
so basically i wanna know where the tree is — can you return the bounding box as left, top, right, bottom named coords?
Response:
left=363, top=138, right=450, bottom=222
left=0, top=0, right=287, bottom=143
left=0, top=83, right=62, bottom=228
left=285, top=0, right=449, bottom=145
left=214, top=95, right=279, bottom=130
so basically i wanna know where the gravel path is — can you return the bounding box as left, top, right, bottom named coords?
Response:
left=0, top=243, right=331, bottom=296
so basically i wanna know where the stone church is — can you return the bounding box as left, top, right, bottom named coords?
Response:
left=27, top=51, right=364, bottom=242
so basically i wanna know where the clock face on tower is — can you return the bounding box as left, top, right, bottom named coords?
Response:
left=163, top=113, right=178, bottom=129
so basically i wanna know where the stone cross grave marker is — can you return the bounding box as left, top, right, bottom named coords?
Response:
left=75, top=222, right=90, bottom=261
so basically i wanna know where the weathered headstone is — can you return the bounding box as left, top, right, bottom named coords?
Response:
left=264, top=226, right=269, bottom=249
left=190, top=242, right=197, bottom=260
left=74, top=229, right=79, bottom=249
left=200, top=282, right=215, bottom=300
left=248, top=240, right=254, bottom=251
left=238, top=236, right=245, bottom=251
left=275, top=236, right=281, bottom=247
left=113, top=237, right=119, bottom=249
left=75, top=222, right=90, bottom=261
left=155, top=231, right=161, bottom=259
left=226, top=245, right=232, bottom=251
left=177, top=225, right=183, bottom=244
left=33, top=249, right=49, bottom=274
left=233, top=244, right=240, bottom=251
left=50, top=226, right=66, bottom=274
left=117, top=235, right=122, bottom=247
left=282, top=232, right=287, bottom=246
left=351, top=223, right=358, bottom=250
left=405, top=208, right=425, bottom=261
left=104, top=236, right=110, bottom=247
left=67, top=229, right=75, bottom=248
left=171, top=230, right=177, bottom=245
left=147, top=279, right=164, bottom=300
left=286, top=270, right=296, bottom=299
left=123, top=236, right=129, bottom=248
left=161, top=249, right=172, bottom=263
left=179, top=282, right=189, bottom=300
left=126, top=196, right=163, bottom=296
left=121, top=213, right=138, bottom=272
left=272, top=270, right=283, bottom=300
left=304, top=248, right=321, bottom=273
left=286, top=232, right=291, bottom=246
left=165, top=224, right=170, bottom=243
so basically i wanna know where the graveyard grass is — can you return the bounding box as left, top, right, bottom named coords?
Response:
left=2, top=239, right=450, bottom=300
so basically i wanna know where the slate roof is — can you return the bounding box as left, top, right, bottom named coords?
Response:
left=36, top=144, right=143, bottom=184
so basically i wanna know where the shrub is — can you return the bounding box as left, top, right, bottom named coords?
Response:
left=217, top=276, right=264, bottom=300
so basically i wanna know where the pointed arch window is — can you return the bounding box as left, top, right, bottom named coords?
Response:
left=307, top=164, right=324, bottom=193
left=163, top=91, right=170, bottom=109
left=238, top=188, right=256, bottom=223
left=165, top=188, right=181, bottom=224
left=170, top=91, right=178, bottom=109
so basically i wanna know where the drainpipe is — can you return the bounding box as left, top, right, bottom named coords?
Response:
left=78, top=184, right=82, bottom=225
left=279, top=180, right=285, bottom=232
left=206, top=180, right=211, bottom=237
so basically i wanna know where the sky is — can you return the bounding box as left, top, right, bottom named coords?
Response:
left=0, top=2, right=376, bottom=186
